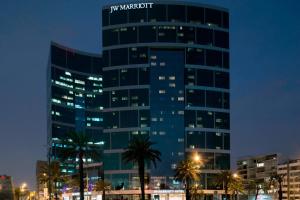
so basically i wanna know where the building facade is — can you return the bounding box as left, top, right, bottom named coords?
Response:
left=48, top=1, right=230, bottom=193
left=0, top=175, right=14, bottom=200
left=47, top=42, right=104, bottom=175
left=278, top=159, right=300, bottom=200
left=237, top=154, right=278, bottom=183
left=101, top=1, right=230, bottom=190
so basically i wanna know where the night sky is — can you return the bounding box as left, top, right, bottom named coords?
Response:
left=1, top=0, right=300, bottom=189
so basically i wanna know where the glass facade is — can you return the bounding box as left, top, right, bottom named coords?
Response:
left=48, top=1, right=230, bottom=192
left=48, top=43, right=104, bottom=175
left=101, top=1, right=230, bottom=191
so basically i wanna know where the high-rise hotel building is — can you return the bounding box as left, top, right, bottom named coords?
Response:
left=48, top=42, right=104, bottom=174
left=48, top=1, right=230, bottom=190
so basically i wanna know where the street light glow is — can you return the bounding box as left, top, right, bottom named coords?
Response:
left=193, top=153, right=201, bottom=162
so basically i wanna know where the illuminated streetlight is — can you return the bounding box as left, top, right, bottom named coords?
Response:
left=233, top=173, right=239, bottom=179
left=20, top=182, right=27, bottom=192
left=193, top=153, right=201, bottom=163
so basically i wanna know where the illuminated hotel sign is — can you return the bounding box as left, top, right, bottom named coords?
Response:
left=110, top=2, right=154, bottom=13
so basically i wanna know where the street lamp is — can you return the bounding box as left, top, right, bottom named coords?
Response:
left=20, top=183, right=27, bottom=192
left=233, top=173, right=239, bottom=179
left=193, top=153, right=201, bottom=163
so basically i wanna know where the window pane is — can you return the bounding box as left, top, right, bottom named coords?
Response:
left=148, top=4, right=166, bottom=22
left=187, top=6, right=204, bottom=24
left=111, top=132, right=129, bottom=149
left=206, top=50, right=222, bottom=67
left=186, top=89, right=205, bottom=107
left=139, top=110, right=150, bottom=128
left=224, top=133, right=230, bottom=149
left=184, top=68, right=196, bottom=86
left=186, top=48, right=204, bottom=65
left=203, top=153, right=214, bottom=170
left=215, top=112, right=230, bottom=129
left=104, top=111, right=119, bottom=129
left=103, top=70, right=118, bottom=88
left=110, top=48, right=128, bottom=66
left=129, top=9, right=147, bottom=23
left=205, top=8, right=222, bottom=27
left=101, top=91, right=110, bottom=109
left=168, top=5, right=186, bottom=22
left=103, top=153, right=119, bottom=170
left=67, top=52, right=92, bottom=73
left=222, top=12, right=229, bottom=29
left=129, top=89, right=149, bottom=106
left=139, top=67, right=150, bottom=85
left=197, top=69, right=213, bottom=86
left=129, top=47, right=148, bottom=64
left=215, top=71, right=229, bottom=89
left=110, top=10, right=127, bottom=25
left=215, top=153, right=230, bottom=170
left=206, top=91, right=222, bottom=108
left=214, top=30, right=229, bottom=49
left=100, top=132, right=110, bottom=149
left=103, top=50, right=109, bottom=67
left=102, top=9, right=109, bottom=26
left=186, top=131, right=205, bottom=148
left=196, top=28, right=213, bottom=45
left=158, top=26, right=176, bottom=42
left=223, top=92, right=229, bottom=109
left=51, top=45, right=66, bottom=67
left=139, top=26, right=157, bottom=43
left=196, top=111, right=214, bottom=128
left=120, top=27, right=137, bottom=44
left=206, top=132, right=222, bottom=149
left=103, top=29, right=119, bottom=47
left=177, top=26, right=195, bottom=44
left=223, top=52, right=229, bottom=69
left=120, top=68, right=138, bottom=86
left=185, top=110, right=196, bottom=128
left=111, top=90, right=128, bottom=107
left=120, top=110, right=138, bottom=128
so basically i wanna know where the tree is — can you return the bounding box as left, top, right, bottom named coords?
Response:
left=122, top=136, right=161, bottom=200
left=94, top=180, right=111, bottom=200
left=61, top=132, right=102, bottom=200
left=228, top=177, right=244, bottom=200
left=244, top=179, right=268, bottom=200
left=190, top=184, right=204, bottom=200
left=269, top=174, right=284, bottom=200
left=38, top=161, right=65, bottom=200
left=214, top=171, right=239, bottom=200
left=174, top=159, right=200, bottom=200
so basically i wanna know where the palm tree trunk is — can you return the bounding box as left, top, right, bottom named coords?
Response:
left=79, top=150, right=85, bottom=200
left=224, top=184, right=228, bottom=200
left=186, top=178, right=190, bottom=200
left=279, top=182, right=283, bottom=200
left=138, top=160, right=145, bottom=200
left=54, top=181, right=58, bottom=200
left=255, top=187, right=259, bottom=200
left=103, top=189, right=105, bottom=200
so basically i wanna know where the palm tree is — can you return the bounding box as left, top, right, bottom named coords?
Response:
left=14, top=187, right=21, bottom=200
left=39, top=161, right=65, bottom=200
left=94, top=180, right=111, bottom=200
left=244, top=179, right=267, bottom=200
left=122, top=136, right=161, bottom=200
left=61, top=132, right=101, bottom=200
left=174, top=159, right=200, bottom=200
left=269, top=174, right=284, bottom=200
left=214, top=171, right=237, bottom=200
left=228, top=177, right=244, bottom=200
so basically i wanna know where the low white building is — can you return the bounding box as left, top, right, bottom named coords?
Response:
left=278, top=159, right=300, bottom=200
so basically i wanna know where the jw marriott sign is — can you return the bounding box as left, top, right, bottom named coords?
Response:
left=110, top=3, right=154, bottom=13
